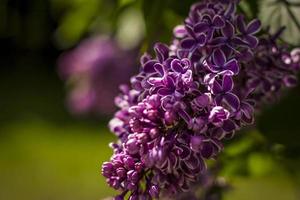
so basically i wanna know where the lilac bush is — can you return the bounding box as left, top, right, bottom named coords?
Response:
left=102, top=0, right=300, bottom=199
left=58, top=37, right=137, bottom=116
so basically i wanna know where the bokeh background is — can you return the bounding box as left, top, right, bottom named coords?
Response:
left=0, top=0, right=300, bottom=200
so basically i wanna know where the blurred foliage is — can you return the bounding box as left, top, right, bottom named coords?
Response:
left=0, top=120, right=117, bottom=200
left=116, top=7, right=145, bottom=49
left=257, top=83, right=300, bottom=157
left=219, top=130, right=300, bottom=200
left=141, top=0, right=193, bottom=49
left=224, top=176, right=298, bottom=200
left=50, top=0, right=116, bottom=48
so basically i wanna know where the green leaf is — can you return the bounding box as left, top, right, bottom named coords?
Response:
left=258, top=0, right=300, bottom=45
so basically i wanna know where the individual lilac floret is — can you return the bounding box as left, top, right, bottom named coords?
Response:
left=236, top=15, right=261, bottom=48
left=58, top=37, right=137, bottom=116
left=102, top=0, right=300, bottom=199
left=207, top=49, right=239, bottom=74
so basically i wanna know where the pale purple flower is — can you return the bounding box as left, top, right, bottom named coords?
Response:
left=58, top=37, right=137, bottom=116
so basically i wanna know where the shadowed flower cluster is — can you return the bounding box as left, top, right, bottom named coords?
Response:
left=59, top=37, right=137, bottom=116
left=102, top=0, right=300, bottom=199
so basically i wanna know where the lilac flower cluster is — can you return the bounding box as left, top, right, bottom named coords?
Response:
left=58, top=37, right=137, bottom=116
left=102, top=0, right=300, bottom=199
left=241, top=30, right=300, bottom=107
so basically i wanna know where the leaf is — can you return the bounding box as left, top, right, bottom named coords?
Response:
left=258, top=0, right=300, bottom=45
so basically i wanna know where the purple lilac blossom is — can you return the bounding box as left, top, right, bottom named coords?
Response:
left=102, top=0, right=300, bottom=199
left=58, top=37, right=137, bottom=116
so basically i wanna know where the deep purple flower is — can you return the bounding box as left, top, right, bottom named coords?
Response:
left=194, top=14, right=225, bottom=40
left=210, top=21, right=248, bottom=53
left=207, top=49, right=239, bottom=74
left=209, top=106, right=230, bottom=126
left=102, top=0, right=300, bottom=199
left=236, top=15, right=261, bottom=48
left=180, top=25, right=207, bottom=50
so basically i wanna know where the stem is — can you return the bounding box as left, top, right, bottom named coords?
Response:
left=283, top=1, right=300, bottom=7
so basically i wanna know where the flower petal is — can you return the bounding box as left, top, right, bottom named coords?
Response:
left=180, top=37, right=195, bottom=49
left=185, top=24, right=196, bottom=38
left=212, top=80, right=223, bottom=94
left=154, top=63, right=165, bottom=76
left=222, top=75, right=234, bottom=92
left=283, top=75, right=298, bottom=87
left=165, top=76, right=176, bottom=88
left=222, top=21, right=235, bottom=38
left=246, top=19, right=261, bottom=34
left=208, top=64, right=221, bottom=73
left=222, top=120, right=236, bottom=132
left=173, top=25, right=187, bottom=38
left=195, top=94, right=210, bottom=107
left=231, top=37, right=249, bottom=47
left=194, top=22, right=209, bottom=33
left=201, top=142, right=214, bottom=159
left=209, top=37, right=227, bottom=46
left=223, top=93, right=240, bottom=110
left=213, top=49, right=226, bottom=66
left=241, top=101, right=254, bottom=120
left=212, top=15, right=225, bottom=28
left=177, top=49, right=190, bottom=59
left=196, top=33, right=207, bottom=46
left=224, top=59, right=239, bottom=74
left=143, top=60, right=157, bottom=73
left=241, top=102, right=254, bottom=124
left=158, top=88, right=173, bottom=96
left=171, top=59, right=183, bottom=73
left=140, top=53, right=152, bottom=65
left=236, top=15, right=247, bottom=33
left=154, top=43, right=169, bottom=63
left=245, top=35, right=259, bottom=48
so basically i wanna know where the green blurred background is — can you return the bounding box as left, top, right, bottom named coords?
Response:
left=0, top=0, right=300, bottom=199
